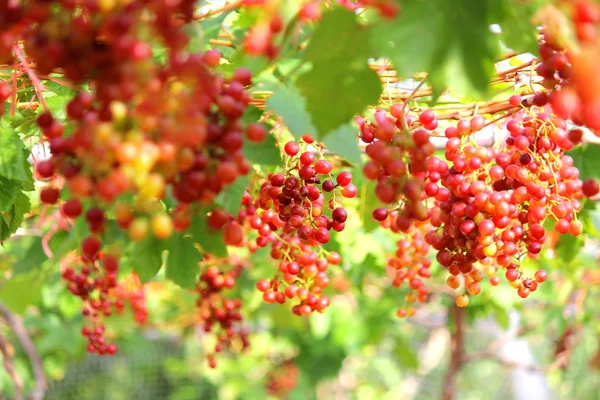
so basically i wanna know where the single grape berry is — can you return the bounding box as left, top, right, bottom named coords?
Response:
left=341, top=184, right=357, bottom=198
left=81, top=236, right=102, bottom=258
left=245, top=123, right=266, bottom=142
left=284, top=141, right=300, bottom=156
left=40, top=186, right=60, bottom=204
left=223, top=222, right=244, bottom=246
left=419, top=109, right=435, bottom=125
left=336, top=171, right=352, bottom=186
left=314, top=160, right=332, bottom=174
left=582, top=178, right=599, bottom=197
left=322, top=180, right=335, bottom=192
left=372, top=207, right=389, bottom=221
left=62, top=198, right=83, bottom=218
left=36, top=160, right=54, bottom=179
left=332, top=207, right=348, bottom=223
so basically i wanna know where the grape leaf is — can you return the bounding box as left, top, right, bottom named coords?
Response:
left=353, top=167, right=380, bottom=233
left=215, top=175, right=250, bottom=216
left=490, top=0, right=540, bottom=54
left=555, top=233, right=582, bottom=264
left=373, top=0, right=501, bottom=99
left=0, top=178, right=19, bottom=211
left=393, top=336, right=419, bottom=370
left=244, top=134, right=282, bottom=166
left=165, top=234, right=202, bottom=289
left=322, top=123, right=362, bottom=164
left=569, top=144, right=600, bottom=181
left=189, top=214, right=228, bottom=258
left=296, top=9, right=381, bottom=136
left=0, top=192, right=30, bottom=242
left=13, top=236, right=46, bottom=275
left=0, top=120, right=32, bottom=183
left=0, top=270, right=44, bottom=313
left=127, top=236, right=166, bottom=282
left=259, top=77, right=317, bottom=140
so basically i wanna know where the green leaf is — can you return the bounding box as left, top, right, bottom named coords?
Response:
left=393, top=336, right=419, bottom=370
left=0, top=178, right=19, bottom=211
left=0, top=192, right=31, bottom=242
left=260, top=77, right=317, bottom=139
left=0, top=270, right=44, bottom=313
left=354, top=168, right=380, bottom=233
left=13, top=236, right=46, bottom=275
left=322, top=123, right=362, bottom=164
left=373, top=0, right=501, bottom=98
left=127, top=236, right=166, bottom=282
left=244, top=134, right=282, bottom=166
left=215, top=175, right=250, bottom=216
left=165, top=234, right=202, bottom=289
left=555, top=232, right=583, bottom=265
left=297, top=9, right=381, bottom=135
left=0, top=121, right=31, bottom=183
left=189, top=214, right=228, bottom=258
left=569, top=144, right=600, bottom=181
left=491, top=0, right=540, bottom=54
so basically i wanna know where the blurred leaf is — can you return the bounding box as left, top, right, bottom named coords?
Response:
left=215, top=175, right=250, bottom=216
left=0, top=178, right=18, bottom=211
left=569, top=144, right=600, bottom=181
left=393, top=336, right=419, bottom=370
left=310, top=312, right=331, bottom=340
left=0, top=120, right=32, bottom=183
left=166, top=234, right=202, bottom=289
left=491, top=0, right=540, bottom=54
left=13, top=236, right=45, bottom=275
left=0, top=270, right=43, bottom=313
left=127, top=236, right=166, bottom=282
left=373, top=0, right=500, bottom=98
left=259, top=77, right=317, bottom=139
left=354, top=168, right=380, bottom=233
left=492, top=303, right=510, bottom=329
left=0, top=192, right=30, bottom=242
left=322, top=123, right=362, bottom=164
left=189, top=214, right=228, bottom=258
left=297, top=9, right=381, bottom=135
left=555, top=233, right=583, bottom=264
left=244, top=134, right=282, bottom=166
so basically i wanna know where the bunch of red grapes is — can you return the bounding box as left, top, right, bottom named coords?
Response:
left=195, top=258, right=249, bottom=369
left=246, top=138, right=348, bottom=316
left=265, top=360, right=300, bottom=398
left=358, top=107, right=436, bottom=229
left=61, top=248, right=142, bottom=355
left=362, top=100, right=587, bottom=310
left=538, top=0, right=600, bottom=132
left=0, top=0, right=268, bottom=357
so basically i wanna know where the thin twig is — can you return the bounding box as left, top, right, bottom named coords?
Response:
left=0, top=333, right=23, bottom=400
left=12, top=45, right=49, bottom=113
left=0, top=304, right=46, bottom=400
left=400, top=78, right=427, bottom=130
left=193, top=0, right=243, bottom=20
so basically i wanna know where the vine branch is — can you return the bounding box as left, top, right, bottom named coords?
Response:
left=12, top=45, right=49, bottom=113
left=0, top=304, right=46, bottom=400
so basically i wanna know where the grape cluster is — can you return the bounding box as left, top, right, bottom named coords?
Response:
left=266, top=360, right=300, bottom=398
left=537, top=1, right=600, bottom=131
left=3, top=0, right=267, bottom=357
left=195, top=258, right=249, bottom=369
left=359, top=107, right=436, bottom=229
left=61, top=244, right=141, bottom=355
left=427, top=108, right=582, bottom=306
left=363, top=101, right=586, bottom=311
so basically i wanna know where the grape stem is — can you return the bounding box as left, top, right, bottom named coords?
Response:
left=193, top=0, right=243, bottom=20
left=12, top=45, right=49, bottom=113
left=400, top=78, right=427, bottom=131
